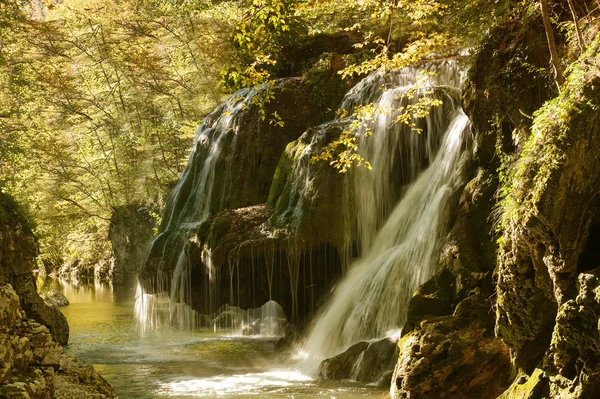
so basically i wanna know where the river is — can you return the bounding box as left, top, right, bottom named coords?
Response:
left=37, top=278, right=386, bottom=398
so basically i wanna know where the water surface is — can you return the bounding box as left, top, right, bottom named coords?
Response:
left=39, top=279, right=386, bottom=398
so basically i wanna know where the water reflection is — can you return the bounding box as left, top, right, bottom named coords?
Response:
left=37, top=278, right=385, bottom=398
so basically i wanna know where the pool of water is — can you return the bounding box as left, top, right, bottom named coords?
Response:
left=37, top=279, right=386, bottom=398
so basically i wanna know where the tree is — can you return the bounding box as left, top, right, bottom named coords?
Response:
left=540, top=0, right=564, bottom=88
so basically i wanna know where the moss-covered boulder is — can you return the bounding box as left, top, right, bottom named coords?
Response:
left=140, top=78, right=341, bottom=291
left=170, top=204, right=344, bottom=323
left=268, top=123, right=349, bottom=250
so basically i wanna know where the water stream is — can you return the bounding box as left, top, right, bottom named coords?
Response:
left=39, top=278, right=384, bottom=398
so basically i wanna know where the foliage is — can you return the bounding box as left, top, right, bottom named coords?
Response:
left=221, top=0, right=302, bottom=90
left=311, top=71, right=443, bottom=172
left=0, top=0, right=232, bottom=269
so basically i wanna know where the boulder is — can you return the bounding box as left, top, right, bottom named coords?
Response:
left=41, top=290, right=69, bottom=307
left=392, top=293, right=511, bottom=399
left=320, top=338, right=398, bottom=386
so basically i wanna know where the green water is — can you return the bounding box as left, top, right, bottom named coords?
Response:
left=38, top=279, right=386, bottom=398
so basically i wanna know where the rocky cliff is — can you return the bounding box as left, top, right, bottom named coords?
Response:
left=0, top=193, right=117, bottom=398
left=390, top=3, right=600, bottom=398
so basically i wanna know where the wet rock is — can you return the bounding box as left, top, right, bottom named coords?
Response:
left=41, top=290, right=70, bottom=307
left=139, top=78, right=341, bottom=323
left=319, top=338, right=398, bottom=386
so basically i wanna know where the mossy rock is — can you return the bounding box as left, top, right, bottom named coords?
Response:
left=392, top=294, right=511, bottom=399
left=0, top=192, right=35, bottom=231
left=497, top=369, right=548, bottom=399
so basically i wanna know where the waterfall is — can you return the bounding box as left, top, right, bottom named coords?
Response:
left=134, top=59, right=470, bottom=352
left=298, top=63, right=471, bottom=367
left=135, top=86, right=266, bottom=335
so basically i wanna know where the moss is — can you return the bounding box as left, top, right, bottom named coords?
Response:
left=302, top=55, right=350, bottom=121
left=0, top=192, right=35, bottom=230
left=499, top=34, right=600, bottom=231
left=267, top=141, right=297, bottom=209
left=497, top=369, right=547, bottom=399
left=267, top=139, right=308, bottom=213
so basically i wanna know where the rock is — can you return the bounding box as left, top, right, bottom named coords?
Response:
left=495, top=35, right=600, bottom=373
left=41, top=290, right=69, bottom=307
left=1, top=194, right=116, bottom=398
left=139, top=78, right=339, bottom=323
left=0, top=284, right=116, bottom=399
left=497, top=369, right=548, bottom=399
left=0, top=192, right=69, bottom=345
left=320, top=338, right=398, bottom=386
left=53, top=355, right=117, bottom=399
left=109, top=203, right=158, bottom=286
left=392, top=294, right=511, bottom=399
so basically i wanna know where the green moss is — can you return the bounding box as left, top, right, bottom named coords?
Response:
left=497, top=369, right=546, bottom=399
left=267, top=139, right=307, bottom=211
left=302, top=55, right=349, bottom=122
left=0, top=192, right=35, bottom=230
left=197, top=214, right=233, bottom=247
left=499, top=34, right=600, bottom=232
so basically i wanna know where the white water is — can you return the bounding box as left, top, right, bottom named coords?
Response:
left=134, top=86, right=288, bottom=336
left=135, top=62, right=471, bottom=381
left=299, top=64, right=471, bottom=368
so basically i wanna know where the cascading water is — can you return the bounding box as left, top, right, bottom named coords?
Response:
left=298, top=62, right=471, bottom=368
left=134, top=86, right=289, bottom=336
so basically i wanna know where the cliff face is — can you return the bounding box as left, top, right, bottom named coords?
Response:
left=391, top=5, right=600, bottom=398
left=108, top=203, right=158, bottom=286
left=495, top=34, right=600, bottom=397
left=0, top=194, right=68, bottom=345
left=0, top=193, right=117, bottom=398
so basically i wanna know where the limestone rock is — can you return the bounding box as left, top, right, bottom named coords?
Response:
left=392, top=294, right=511, bottom=399
left=53, top=355, right=117, bottom=399
left=0, top=192, right=69, bottom=345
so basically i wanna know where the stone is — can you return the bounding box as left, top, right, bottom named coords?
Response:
left=319, top=338, right=398, bottom=386
left=53, top=355, right=117, bottom=399
left=40, top=290, right=69, bottom=307
left=108, top=203, right=158, bottom=286
left=0, top=192, right=69, bottom=345
left=392, top=294, right=511, bottom=399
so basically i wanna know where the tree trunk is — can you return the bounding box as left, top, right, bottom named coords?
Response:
left=540, top=0, right=565, bottom=89
left=567, top=0, right=585, bottom=53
